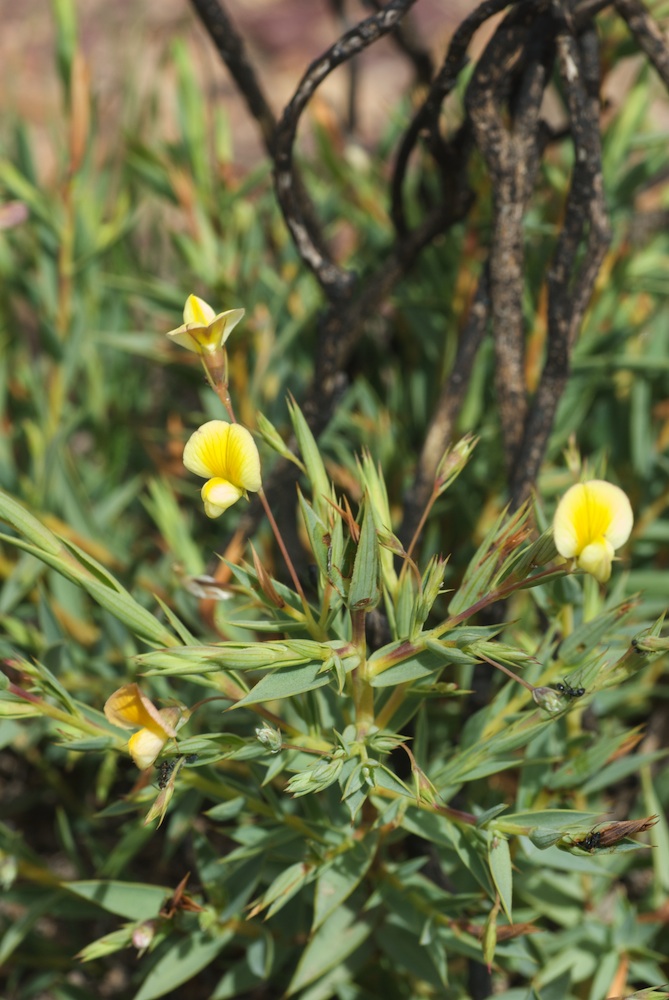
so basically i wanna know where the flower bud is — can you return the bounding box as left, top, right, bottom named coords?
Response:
left=532, top=686, right=563, bottom=714
left=255, top=725, right=283, bottom=753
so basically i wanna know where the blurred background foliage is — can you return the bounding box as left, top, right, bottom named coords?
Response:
left=1, top=0, right=669, bottom=998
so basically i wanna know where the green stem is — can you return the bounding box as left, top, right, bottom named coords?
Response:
left=375, top=682, right=410, bottom=730
left=351, top=609, right=374, bottom=739
left=434, top=564, right=568, bottom=635
left=9, top=685, right=107, bottom=738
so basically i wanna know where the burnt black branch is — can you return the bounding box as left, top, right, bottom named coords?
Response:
left=189, top=0, right=277, bottom=154
left=614, top=0, right=669, bottom=88
left=391, top=0, right=511, bottom=238
left=362, top=0, right=434, bottom=86
left=510, top=5, right=611, bottom=505
left=466, top=1, right=555, bottom=474
left=273, top=0, right=420, bottom=301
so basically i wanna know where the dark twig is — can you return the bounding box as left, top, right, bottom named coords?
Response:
left=189, top=0, right=277, bottom=154
left=189, top=0, right=331, bottom=285
left=466, top=1, right=554, bottom=474
left=362, top=0, right=434, bottom=86
left=304, top=197, right=473, bottom=436
left=391, top=0, right=511, bottom=238
left=273, top=0, right=419, bottom=301
left=574, top=0, right=613, bottom=24
left=613, top=0, right=669, bottom=89
left=510, top=5, right=612, bottom=505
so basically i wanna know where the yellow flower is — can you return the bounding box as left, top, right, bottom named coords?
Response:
left=166, top=294, right=244, bottom=356
left=553, top=479, right=633, bottom=583
left=183, top=419, right=262, bottom=518
left=104, top=684, right=186, bottom=769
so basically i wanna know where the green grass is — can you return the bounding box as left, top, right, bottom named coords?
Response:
left=1, top=4, right=669, bottom=1000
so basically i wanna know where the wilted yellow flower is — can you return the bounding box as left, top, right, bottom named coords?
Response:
left=553, top=479, right=633, bottom=583
left=104, top=684, right=186, bottom=769
left=166, top=294, right=244, bottom=356
left=183, top=419, right=262, bottom=518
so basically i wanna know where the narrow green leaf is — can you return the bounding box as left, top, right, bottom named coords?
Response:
left=0, top=891, right=61, bottom=967
left=313, top=840, right=375, bottom=931
left=488, top=832, right=513, bottom=921
left=347, top=501, right=380, bottom=612
left=286, top=905, right=371, bottom=996
left=0, top=531, right=178, bottom=648
left=251, top=861, right=313, bottom=920
left=65, top=880, right=169, bottom=920
left=256, top=411, right=304, bottom=469
left=233, top=662, right=329, bottom=707
left=133, top=929, right=232, bottom=1000
left=298, top=490, right=331, bottom=579
left=0, top=488, right=63, bottom=555
left=369, top=644, right=446, bottom=687
left=287, top=396, right=331, bottom=517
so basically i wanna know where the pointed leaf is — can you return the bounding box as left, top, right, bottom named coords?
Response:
left=313, top=840, right=375, bottom=930
left=347, top=502, right=380, bottom=612
left=488, top=832, right=513, bottom=921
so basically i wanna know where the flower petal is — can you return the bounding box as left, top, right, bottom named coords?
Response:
left=553, top=480, right=633, bottom=558
left=183, top=421, right=261, bottom=493
left=553, top=483, right=586, bottom=558
left=554, top=479, right=633, bottom=583
left=104, top=684, right=178, bottom=737
left=209, top=308, right=245, bottom=347
left=128, top=727, right=169, bottom=769
left=183, top=294, right=216, bottom=326
left=201, top=477, right=244, bottom=517
left=167, top=297, right=245, bottom=356
left=588, top=480, right=633, bottom=548
left=578, top=539, right=615, bottom=583
left=226, top=424, right=262, bottom=492
left=183, top=420, right=232, bottom=479
left=165, top=324, right=209, bottom=355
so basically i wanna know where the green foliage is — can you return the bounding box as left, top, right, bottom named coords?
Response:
left=1, top=5, right=669, bottom=1000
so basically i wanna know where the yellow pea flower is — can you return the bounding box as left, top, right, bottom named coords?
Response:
left=104, top=684, right=187, bottom=770
left=166, top=294, right=244, bottom=356
left=183, top=419, right=262, bottom=518
left=553, top=479, right=633, bottom=583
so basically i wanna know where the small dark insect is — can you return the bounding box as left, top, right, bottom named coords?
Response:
left=555, top=679, right=585, bottom=699
left=575, top=830, right=601, bottom=851
left=157, top=758, right=178, bottom=789
left=156, top=754, right=199, bottom=789
left=574, top=815, right=658, bottom=852
left=631, top=637, right=650, bottom=656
